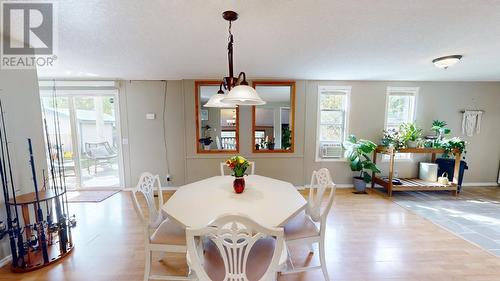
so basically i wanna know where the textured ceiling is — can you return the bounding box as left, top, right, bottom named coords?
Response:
left=33, top=0, right=500, bottom=81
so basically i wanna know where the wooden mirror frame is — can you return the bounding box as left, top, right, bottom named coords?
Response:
left=252, top=81, right=296, bottom=153
left=195, top=81, right=240, bottom=154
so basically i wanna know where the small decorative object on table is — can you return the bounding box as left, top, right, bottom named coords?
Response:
left=225, top=155, right=250, bottom=193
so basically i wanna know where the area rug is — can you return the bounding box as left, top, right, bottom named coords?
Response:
left=67, top=190, right=120, bottom=203
left=392, top=188, right=500, bottom=257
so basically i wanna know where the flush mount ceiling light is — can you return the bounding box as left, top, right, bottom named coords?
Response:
left=210, top=10, right=265, bottom=106
left=432, top=55, right=463, bottom=69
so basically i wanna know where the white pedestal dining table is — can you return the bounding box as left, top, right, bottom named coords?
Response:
left=162, top=175, right=307, bottom=228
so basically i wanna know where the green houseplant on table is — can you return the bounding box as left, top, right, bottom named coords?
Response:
left=343, top=135, right=381, bottom=192
left=399, top=123, right=423, bottom=148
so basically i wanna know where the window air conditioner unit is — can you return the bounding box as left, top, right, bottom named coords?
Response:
left=321, top=143, right=343, bottom=158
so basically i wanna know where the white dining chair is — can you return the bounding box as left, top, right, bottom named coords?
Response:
left=186, top=214, right=287, bottom=281
left=131, top=172, right=193, bottom=281
left=220, top=161, right=255, bottom=176
left=281, top=168, right=336, bottom=281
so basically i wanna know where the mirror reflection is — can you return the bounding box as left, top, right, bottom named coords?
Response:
left=253, top=82, right=295, bottom=152
left=196, top=83, right=238, bottom=153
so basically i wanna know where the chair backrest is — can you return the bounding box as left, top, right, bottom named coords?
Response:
left=131, top=172, right=164, bottom=230
left=220, top=161, right=255, bottom=176
left=307, top=168, right=336, bottom=226
left=186, top=214, right=284, bottom=281
left=85, top=141, right=114, bottom=158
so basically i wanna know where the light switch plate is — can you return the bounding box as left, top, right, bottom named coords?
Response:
left=146, top=113, right=156, bottom=120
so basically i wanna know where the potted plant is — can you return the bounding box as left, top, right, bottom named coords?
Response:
left=225, top=155, right=250, bottom=193
left=282, top=127, right=292, bottom=150
left=198, top=137, right=213, bottom=150
left=437, top=137, right=467, bottom=159
left=380, top=129, right=404, bottom=149
left=267, top=137, right=275, bottom=150
left=343, top=135, right=381, bottom=192
left=399, top=123, right=423, bottom=148
left=431, top=120, right=451, bottom=140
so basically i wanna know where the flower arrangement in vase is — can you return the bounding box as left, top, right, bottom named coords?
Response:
left=225, top=155, right=250, bottom=193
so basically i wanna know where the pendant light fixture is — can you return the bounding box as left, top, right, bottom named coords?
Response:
left=206, top=10, right=265, bottom=106
left=204, top=85, right=236, bottom=108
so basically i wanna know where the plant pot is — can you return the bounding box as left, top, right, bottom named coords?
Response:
left=406, top=140, right=418, bottom=148
left=268, top=144, right=275, bottom=150
left=203, top=145, right=211, bottom=150
left=353, top=177, right=367, bottom=192
left=255, top=144, right=260, bottom=150
left=233, top=177, right=245, bottom=194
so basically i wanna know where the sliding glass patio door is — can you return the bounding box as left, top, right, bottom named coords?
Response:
left=40, top=91, right=123, bottom=189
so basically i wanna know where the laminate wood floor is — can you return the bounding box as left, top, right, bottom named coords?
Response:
left=1, top=188, right=500, bottom=281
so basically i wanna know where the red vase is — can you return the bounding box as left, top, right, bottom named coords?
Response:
left=233, top=177, right=245, bottom=193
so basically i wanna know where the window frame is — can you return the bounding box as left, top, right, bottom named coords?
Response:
left=315, top=85, right=351, bottom=162
left=383, top=86, right=419, bottom=161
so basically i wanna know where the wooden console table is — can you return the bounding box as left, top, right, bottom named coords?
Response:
left=370, top=147, right=461, bottom=197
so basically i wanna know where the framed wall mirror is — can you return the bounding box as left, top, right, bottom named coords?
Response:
left=252, top=81, right=295, bottom=153
left=195, top=81, right=239, bottom=153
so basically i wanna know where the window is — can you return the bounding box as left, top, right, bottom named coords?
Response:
left=384, top=87, right=418, bottom=159
left=254, top=131, right=265, bottom=145
left=316, top=86, right=351, bottom=161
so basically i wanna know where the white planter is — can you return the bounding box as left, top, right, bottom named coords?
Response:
left=203, top=145, right=211, bottom=150
left=407, top=140, right=418, bottom=148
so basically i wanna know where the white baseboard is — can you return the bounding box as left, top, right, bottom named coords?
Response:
left=301, top=184, right=354, bottom=189
left=0, top=255, right=11, bottom=268
left=160, top=186, right=179, bottom=191
left=125, top=182, right=498, bottom=192
left=123, top=186, right=179, bottom=192
left=334, top=184, right=356, bottom=188
left=461, top=182, right=499, bottom=187
left=157, top=184, right=356, bottom=191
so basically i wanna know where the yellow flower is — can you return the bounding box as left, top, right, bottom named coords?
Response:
left=239, top=158, right=244, bottom=164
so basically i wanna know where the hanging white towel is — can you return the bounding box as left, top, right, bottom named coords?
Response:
left=462, top=110, right=483, bottom=137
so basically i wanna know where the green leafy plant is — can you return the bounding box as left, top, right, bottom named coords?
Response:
left=431, top=120, right=451, bottom=136
left=225, top=155, right=250, bottom=177
left=343, top=135, right=381, bottom=183
left=399, top=123, right=423, bottom=142
left=281, top=127, right=291, bottom=150
left=380, top=129, right=405, bottom=149
left=439, top=137, right=467, bottom=158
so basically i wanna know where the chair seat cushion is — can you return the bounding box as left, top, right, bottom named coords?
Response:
left=284, top=212, right=319, bottom=241
left=150, top=218, right=186, bottom=245
left=195, top=237, right=287, bottom=281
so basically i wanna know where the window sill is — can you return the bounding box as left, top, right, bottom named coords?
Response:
left=315, top=157, right=347, bottom=163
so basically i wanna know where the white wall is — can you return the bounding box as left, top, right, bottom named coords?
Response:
left=119, top=80, right=186, bottom=187
left=304, top=81, right=500, bottom=184
left=118, top=80, right=500, bottom=188
left=0, top=68, right=47, bottom=262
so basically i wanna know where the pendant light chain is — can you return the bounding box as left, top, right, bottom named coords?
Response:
left=203, top=10, right=266, bottom=107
